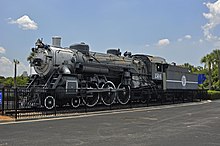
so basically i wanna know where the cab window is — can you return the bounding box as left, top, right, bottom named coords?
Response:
left=156, top=64, right=162, bottom=72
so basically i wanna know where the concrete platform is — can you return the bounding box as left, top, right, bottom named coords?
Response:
left=0, top=100, right=220, bottom=146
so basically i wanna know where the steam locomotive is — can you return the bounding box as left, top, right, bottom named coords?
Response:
left=27, top=37, right=198, bottom=109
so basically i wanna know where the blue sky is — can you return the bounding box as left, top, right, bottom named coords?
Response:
left=0, top=0, right=220, bottom=77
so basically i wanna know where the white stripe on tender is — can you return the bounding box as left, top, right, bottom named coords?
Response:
left=186, top=81, right=198, bottom=84
left=166, top=80, right=197, bottom=84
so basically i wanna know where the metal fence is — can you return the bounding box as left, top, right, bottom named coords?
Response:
left=0, top=87, right=208, bottom=121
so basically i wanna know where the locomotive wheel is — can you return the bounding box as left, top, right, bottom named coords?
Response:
left=101, top=81, right=116, bottom=106
left=71, top=97, right=81, bottom=108
left=117, top=83, right=130, bottom=105
left=82, top=83, right=99, bottom=107
left=44, top=96, right=55, bottom=110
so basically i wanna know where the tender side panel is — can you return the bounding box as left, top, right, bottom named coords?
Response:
left=165, top=66, right=198, bottom=90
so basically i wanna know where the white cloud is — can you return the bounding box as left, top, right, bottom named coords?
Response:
left=0, top=47, right=6, bottom=54
left=8, top=15, right=38, bottom=30
left=177, top=34, right=192, bottom=42
left=184, top=35, right=192, bottom=39
left=199, top=39, right=203, bottom=43
left=0, top=57, right=11, bottom=65
left=0, top=57, right=29, bottom=77
left=177, top=38, right=183, bottom=42
left=0, top=57, right=13, bottom=77
left=157, top=39, right=170, bottom=46
left=202, top=0, right=220, bottom=40
left=145, top=44, right=150, bottom=47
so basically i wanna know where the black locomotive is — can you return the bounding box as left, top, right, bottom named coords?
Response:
left=27, top=37, right=199, bottom=109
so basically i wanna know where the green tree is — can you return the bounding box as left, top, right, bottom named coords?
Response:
left=211, top=49, right=220, bottom=82
left=3, top=77, right=13, bottom=86
left=16, top=76, right=29, bottom=86
left=1, top=76, right=29, bottom=87
left=201, top=54, right=213, bottom=90
left=0, top=76, right=5, bottom=84
left=182, top=63, right=202, bottom=73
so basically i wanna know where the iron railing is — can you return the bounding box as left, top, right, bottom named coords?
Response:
left=0, top=87, right=208, bottom=120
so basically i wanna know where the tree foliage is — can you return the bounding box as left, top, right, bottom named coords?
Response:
left=183, top=49, right=220, bottom=90
left=0, top=76, right=29, bottom=87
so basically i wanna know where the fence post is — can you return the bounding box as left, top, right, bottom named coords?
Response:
left=147, top=94, right=149, bottom=107
left=129, top=93, right=132, bottom=109
left=6, top=88, right=9, bottom=110
left=83, top=92, right=87, bottom=113
left=14, top=88, right=18, bottom=120
left=160, top=91, right=163, bottom=105
left=54, top=90, right=57, bottom=116
left=172, top=91, right=175, bottom=104
left=182, top=91, right=185, bottom=103
left=202, top=90, right=205, bottom=101
left=109, top=88, right=112, bottom=110
left=1, top=88, right=4, bottom=115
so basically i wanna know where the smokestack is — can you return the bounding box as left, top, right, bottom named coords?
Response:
left=52, top=36, right=61, bottom=47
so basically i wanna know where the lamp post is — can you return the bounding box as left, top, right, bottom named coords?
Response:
left=13, top=59, right=19, bottom=88
left=13, top=59, right=19, bottom=120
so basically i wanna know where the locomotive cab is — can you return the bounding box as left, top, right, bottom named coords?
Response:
left=145, top=55, right=168, bottom=89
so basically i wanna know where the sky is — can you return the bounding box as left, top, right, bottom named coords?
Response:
left=0, top=0, right=220, bottom=77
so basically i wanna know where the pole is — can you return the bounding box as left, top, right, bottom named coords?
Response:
left=14, top=88, right=17, bottom=120
left=14, top=59, right=19, bottom=88
left=13, top=59, right=19, bottom=120
left=1, top=88, right=4, bottom=115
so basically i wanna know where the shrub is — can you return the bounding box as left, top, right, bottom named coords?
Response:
left=208, top=90, right=220, bottom=100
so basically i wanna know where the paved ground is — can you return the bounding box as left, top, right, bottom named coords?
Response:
left=0, top=116, right=13, bottom=121
left=0, top=100, right=220, bottom=146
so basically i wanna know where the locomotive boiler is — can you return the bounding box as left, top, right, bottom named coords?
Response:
left=27, top=37, right=199, bottom=109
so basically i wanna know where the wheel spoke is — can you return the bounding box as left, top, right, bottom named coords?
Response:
left=101, top=81, right=116, bottom=106
left=82, top=83, right=99, bottom=107
left=117, top=84, right=130, bottom=105
left=44, top=96, right=55, bottom=110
